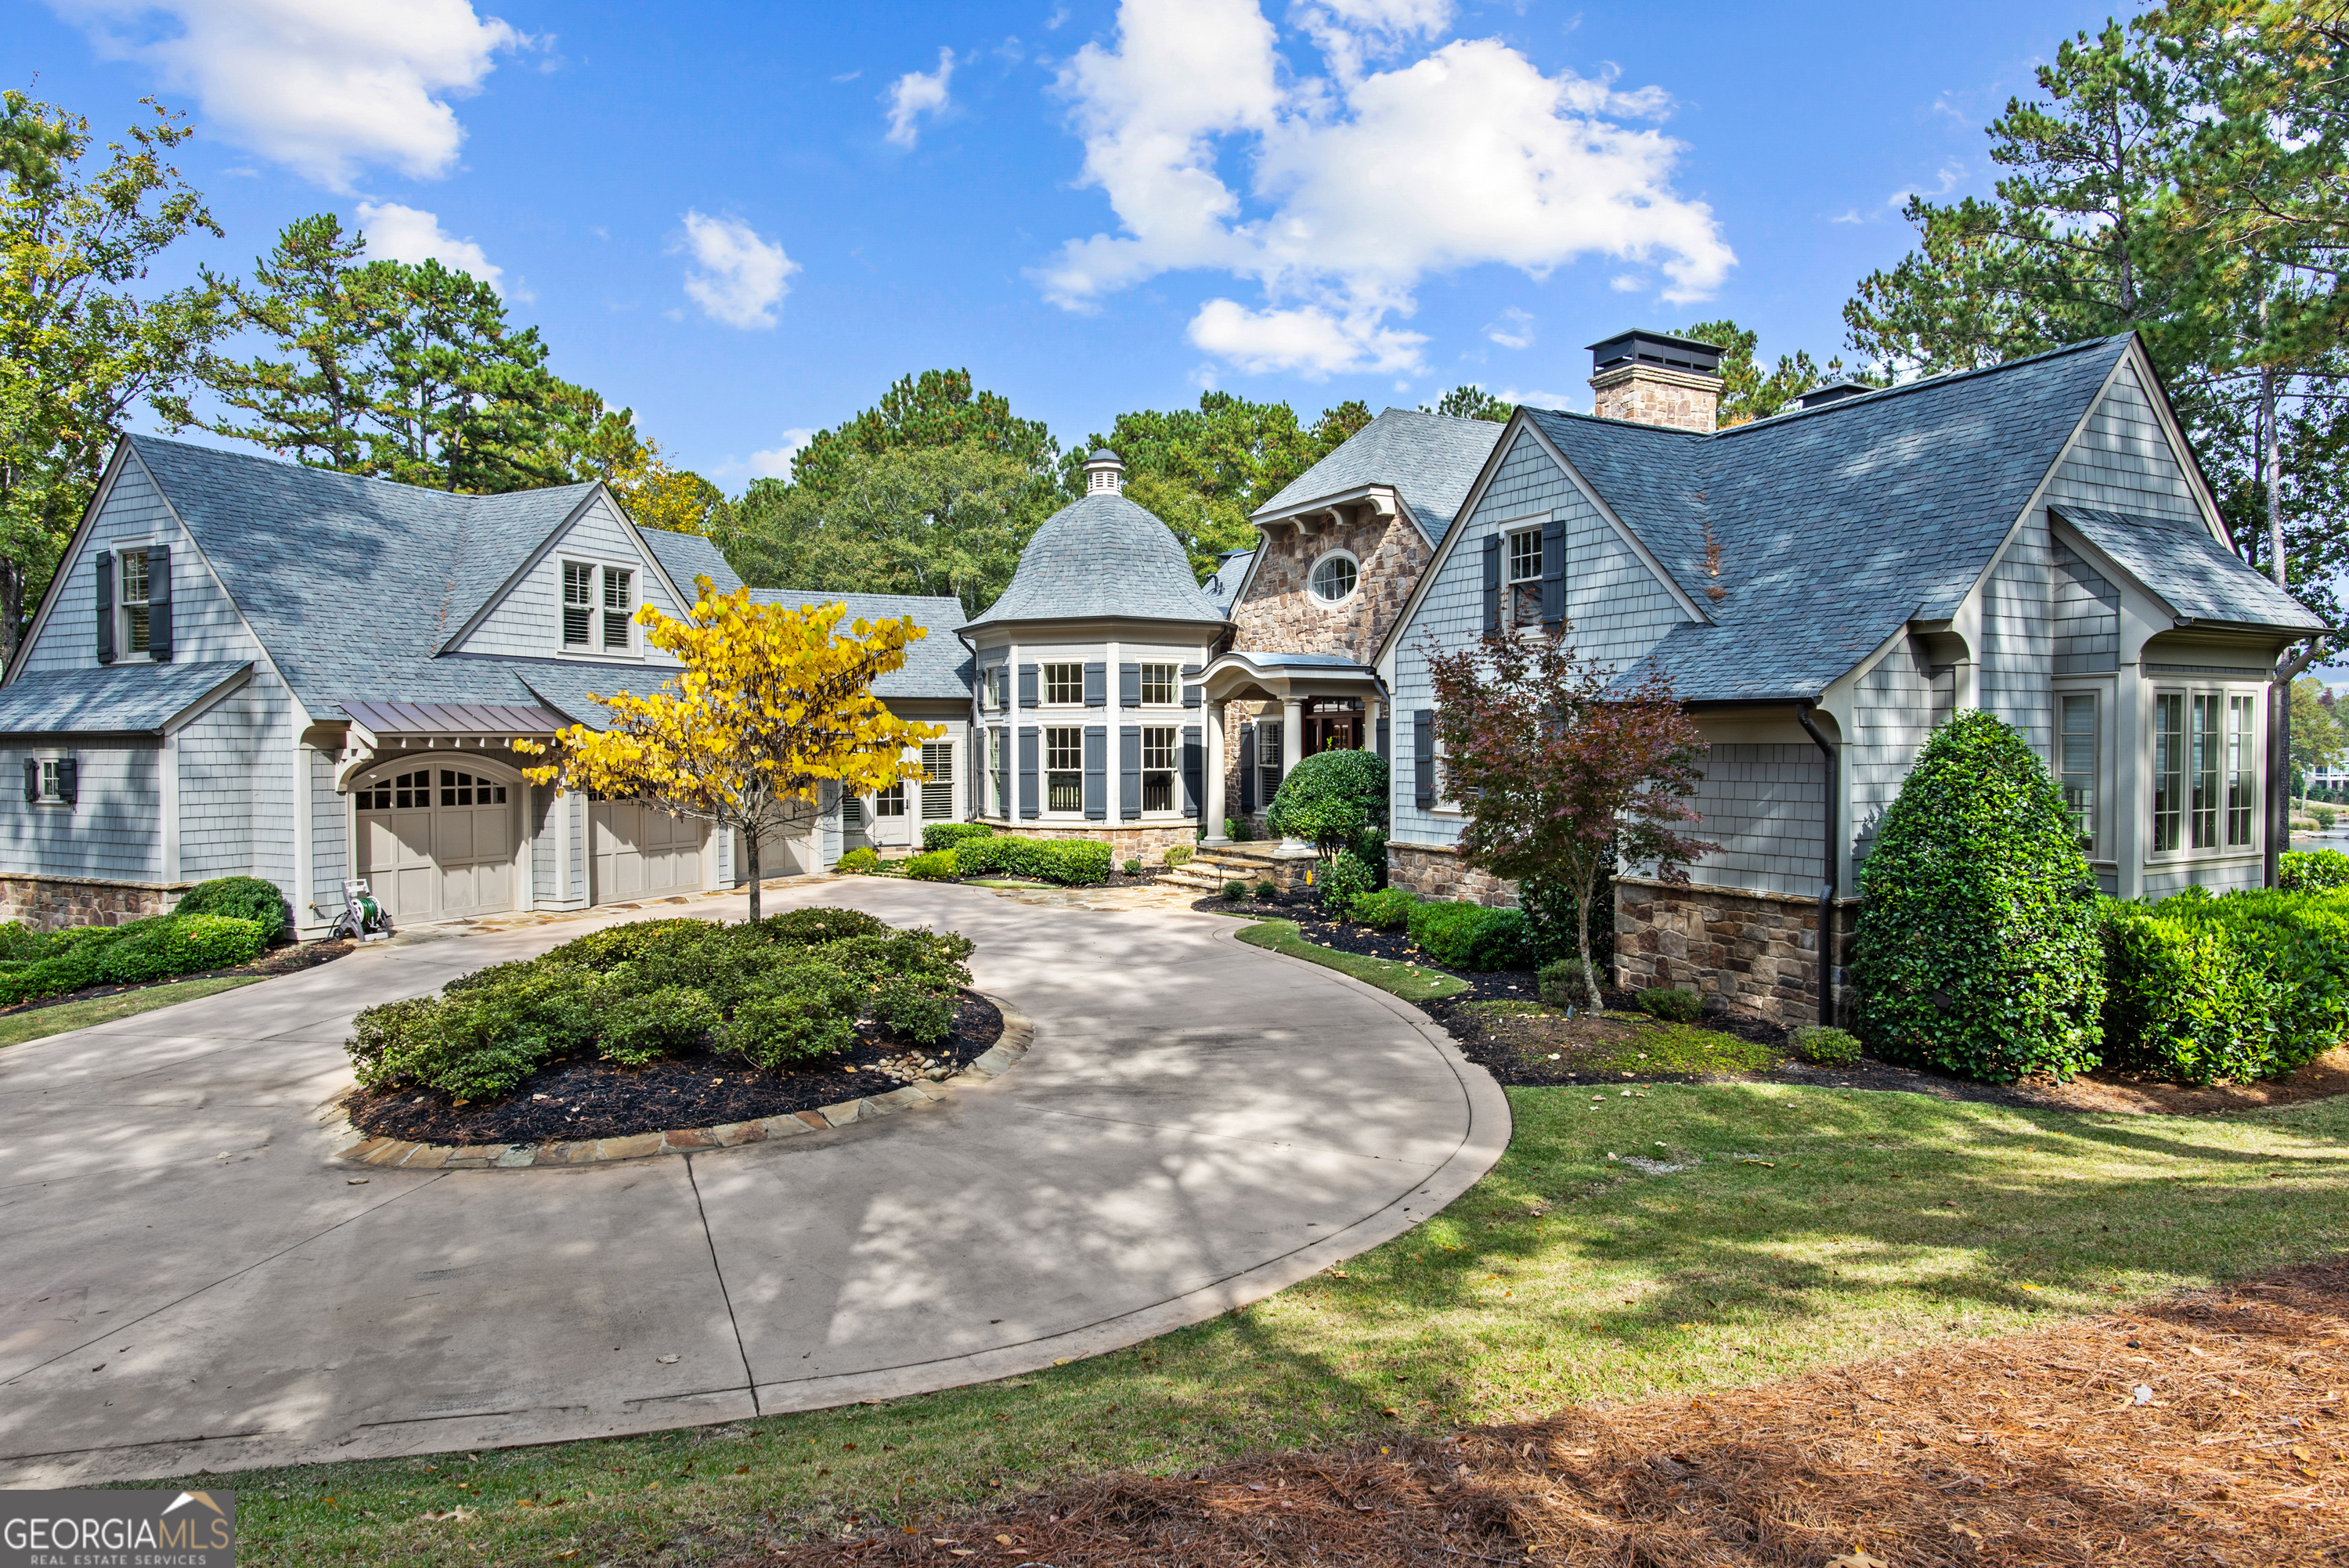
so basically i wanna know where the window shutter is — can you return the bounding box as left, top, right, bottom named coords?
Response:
left=22, top=759, right=36, bottom=804
left=1414, top=709, right=1436, bottom=808
left=1377, top=713, right=1391, bottom=761
left=1018, top=665, right=1038, bottom=708
left=1540, top=518, right=1564, bottom=625
left=1084, top=661, right=1107, bottom=707
left=1018, top=727, right=1040, bottom=818
left=1119, top=662, right=1141, bottom=708
left=95, top=551, right=115, bottom=665
left=1182, top=664, right=1203, bottom=708
left=1083, top=725, right=1108, bottom=819
left=56, top=756, right=78, bottom=806
left=1239, top=723, right=1257, bottom=813
left=1119, top=726, right=1142, bottom=820
left=147, top=543, right=174, bottom=661
left=1481, top=536, right=1502, bottom=633
left=1182, top=725, right=1203, bottom=817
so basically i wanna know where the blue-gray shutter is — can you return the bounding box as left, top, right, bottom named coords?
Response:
left=1119, top=726, right=1142, bottom=819
left=1084, top=661, right=1106, bottom=707
left=1083, top=725, right=1108, bottom=819
left=1018, top=665, right=1038, bottom=708
left=1414, top=709, right=1435, bottom=807
left=1377, top=713, right=1391, bottom=761
left=95, top=551, right=114, bottom=665
left=1119, top=662, right=1141, bottom=708
left=54, top=756, right=76, bottom=806
left=1181, top=725, right=1203, bottom=817
left=21, top=759, right=36, bottom=804
left=1540, top=517, right=1564, bottom=625
left=1481, top=535, right=1502, bottom=633
left=148, top=543, right=172, bottom=661
left=1182, top=665, right=1203, bottom=708
left=1018, top=727, right=1039, bottom=818
left=1239, top=723, right=1257, bottom=813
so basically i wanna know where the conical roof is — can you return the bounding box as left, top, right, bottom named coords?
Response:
left=967, top=492, right=1228, bottom=629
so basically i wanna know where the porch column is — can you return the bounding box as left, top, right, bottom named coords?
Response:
left=1282, top=697, right=1303, bottom=774
left=1362, top=694, right=1382, bottom=756
left=1203, top=698, right=1229, bottom=844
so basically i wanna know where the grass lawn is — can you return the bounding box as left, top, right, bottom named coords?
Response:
left=0, top=973, right=264, bottom=1051
left=173, top=1080, right=2349, bottom=1566
left=1233, top=917, right=1468, bottom=1002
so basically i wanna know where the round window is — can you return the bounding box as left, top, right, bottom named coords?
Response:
left=1310, top=553, right=1359, bottom=604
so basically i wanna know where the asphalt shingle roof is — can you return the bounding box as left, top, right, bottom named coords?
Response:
left=964, top=492, right=1227, bottom=631
left=1512, top=336, right=2313, bottom=701
left=636, top=526, right=742, bottom=597
left=2056, top=506, right=2326, bottom=633
left=0, top=661, right=251, bottom=735
left=1254, top=408, right=1504, bottom=543
left=750, top=591, right=972, bottom=700
left=1201, top=550, right=1253, bottom=616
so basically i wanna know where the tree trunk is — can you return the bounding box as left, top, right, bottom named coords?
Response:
left=2264, top=362, right=2286, bottom=589
left=1571, top=861, right=1603, bottom=1012
left=0, top=558, right=21, bottom=672
left=745, top=827, right=761, bottom=925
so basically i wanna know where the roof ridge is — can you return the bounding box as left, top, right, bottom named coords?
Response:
left=126, top=431, right=601, bottom=504
left=1711, top=333, right=2131, bottom=438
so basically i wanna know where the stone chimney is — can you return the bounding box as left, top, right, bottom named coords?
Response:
left=1587, top=330, right=1723, bottom=434
left=1084, top=448, right=1126, bottom=496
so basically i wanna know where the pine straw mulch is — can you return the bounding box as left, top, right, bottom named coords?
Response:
left=759, top=1256, right=2349, bottom=1566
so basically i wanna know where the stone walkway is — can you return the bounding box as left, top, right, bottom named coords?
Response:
left=0, top=879, right=1506, bottom=1486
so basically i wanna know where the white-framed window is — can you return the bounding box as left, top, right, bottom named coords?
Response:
left=2152, top=691, right=2185, bottom=852
left=1139, top=662, right=1177, bottom=705
left=1308, top=550, right=1359, bottom=607
left=2191, top=694, right=2222, bottom=849
left=1505, top=527, right=1543, bottom=626
left=2059, top=693, right=2098, bottom=854
left=118, top=549, right=155, bottom=657
left=29, top=755, right=77, bottom=808
left=1256, top=719, right=1283, bottom=807
left=874, top=782, right=907, bottom=817
left=2228, top=694, right=2258, bottom=847
left=2155, top=685, right=2262, bottom=856
left=1044, top=662, right=1084, bottom=705
left=980, top=665, right=1003, bottom=712
left=1142, top=726, right=1176, bottom=812
left=602, top=567, right=634, bottom=650
left=562, top=562, right=594, bottom=646
left=1045, top=726, right=1083, bottom=812
left=921, top=741, right=954, bottom=818
left=1432, top=734, right=1462, bottom=815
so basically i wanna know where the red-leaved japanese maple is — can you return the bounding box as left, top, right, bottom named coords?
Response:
left=1424, top=632, right=1715, bottom=1009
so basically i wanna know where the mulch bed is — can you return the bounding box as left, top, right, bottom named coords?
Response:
left=755, top=1255, right=2349, bottom=1566
left=345, top=989, right=1003, bottom=1147
left=0, top=936, right=354, bottom=1019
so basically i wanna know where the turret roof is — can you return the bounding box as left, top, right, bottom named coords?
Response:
left=965, top=492, right=1227, bottom=630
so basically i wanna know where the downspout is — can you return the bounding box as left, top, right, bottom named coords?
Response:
left=1795, top=702, right=1839, bottom=1027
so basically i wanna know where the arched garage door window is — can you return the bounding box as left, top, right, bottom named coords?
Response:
left=354, top=764, right=520, bottom=924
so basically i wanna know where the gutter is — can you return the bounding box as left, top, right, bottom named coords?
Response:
left=1794, top=702, right=1840, bottom=1028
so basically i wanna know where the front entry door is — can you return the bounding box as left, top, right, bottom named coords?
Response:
left=1305, top=714, right=1362, bottom=753
left=354, top=765, right=520, bottom=924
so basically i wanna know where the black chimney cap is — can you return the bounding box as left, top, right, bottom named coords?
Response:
left=1796, top=380, right=1875, bottom=409
left=1587, top=329, right=1723, bottom=377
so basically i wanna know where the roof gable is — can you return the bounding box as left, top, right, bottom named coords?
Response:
left=1253, top=408, right=1503, bottom=543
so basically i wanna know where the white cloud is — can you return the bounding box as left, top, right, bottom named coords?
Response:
left=674, top=211, right=798, bottom=330
left=1037, top=0, right=1732, bottom=374
left=52, top=0, right=526, bottom=189
left=749, top=429, right=817, bottom=479
left=355, top=200, right=509, bottom=294
left=884, top=48, right=955, bottom=149
left=1485, top=305, right=1535, bottom=349
left=1889, top=160, right=1965, bottom=208
left=1609, top=273, right=1643, bottom=291
left=1828, top=207, right=1863, bottom=224
left=1492, top=384, right=1578, bottom=410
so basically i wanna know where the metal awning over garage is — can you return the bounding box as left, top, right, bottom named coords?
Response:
left=336, top=699, right=572, bottom=788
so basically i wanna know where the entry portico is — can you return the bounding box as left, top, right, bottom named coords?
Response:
left=1196, top=651, right=1385, bottom=845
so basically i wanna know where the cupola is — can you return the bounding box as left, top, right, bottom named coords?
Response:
left=1084, top=449, right=1126, bottom=496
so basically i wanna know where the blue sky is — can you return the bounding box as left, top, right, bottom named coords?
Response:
left=21, top=0, right=2131, bottom=489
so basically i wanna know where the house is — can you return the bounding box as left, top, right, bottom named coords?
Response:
left=0, top=436, right=969, bottom=935
left=955, top=449, right=1223, bottom=857
left=1368, top=328, right=2324, bottom=1023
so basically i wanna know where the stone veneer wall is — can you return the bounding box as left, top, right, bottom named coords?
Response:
left=990, top=823, right=1200, bottom=861
left=1386, top=842, right=1515, bottom=908
left=1614, top=875, right=1857, bottom=1026
left=0, top=873, right=193, bottom=932
left=1232, top=505, right=1429, bottom=658
left=1589, top=366, right=1720, bottom=434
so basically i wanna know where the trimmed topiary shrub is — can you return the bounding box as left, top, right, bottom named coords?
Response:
left=172, top=875, right=291, bottom=942
left=1351, top=887, right=1416, bottom=931
left=1635, top=986, right=1703, bottom=1023
left=1318, top=851, right=1376, bottom=917
left=1254, top=878, right=1279, bottom=900
left=1222, top=878, right=1247, bottom=899
left=904, top=850, right=959, bottom=881
left=2099, top=886, right=2349, bottom=1083
left=1123, top=857, right=1143, bottom=876
left=1852, top=711, right=2104, bottom=1082
left=2279, top=849, right=2349, bottom=892
left=951, top=835, right=1113, bottom=886
left=1265, top=749, right=1388, bottom=857
left=1792, top=1024, right=1863, bottom=1066
left=924, top=822, right=996, bottom=852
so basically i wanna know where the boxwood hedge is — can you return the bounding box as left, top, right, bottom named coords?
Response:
left=950, top=834, right=1112, bottom=886
left=2100, top=886, right=2349, bottom=1083
left=0, top=903, right=271, bottom=1007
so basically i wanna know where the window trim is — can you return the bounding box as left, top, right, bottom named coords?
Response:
left=2056, top=689, right=2100, bottom=858
left=32, top=754, right=74, bottom=809
left=2149, top=682, right=2262, bottom=861
left=1042, top=661, right=1084, bottom=707
left=117, top=547, right=155, bottom=659
left=919, top=740, right=955, bottom=820
left=558, top=557, right=644, bottom=657
left=1138, top=661, right=1178, bottom=706
left=1140, top=724, right=1178, bottom=814
left=1044, top=725, right=1084, bottom=815
left=1306, top=549, right=1361, bottom=608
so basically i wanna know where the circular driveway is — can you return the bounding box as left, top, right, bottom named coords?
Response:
left=0, top=880, right=1506, bottom=1486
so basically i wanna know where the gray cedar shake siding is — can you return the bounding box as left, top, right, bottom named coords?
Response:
left=1377, top=331, right=2324, bottom=1021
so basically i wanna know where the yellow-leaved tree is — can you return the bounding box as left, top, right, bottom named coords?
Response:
left=517, top=579, right=940, bottom=920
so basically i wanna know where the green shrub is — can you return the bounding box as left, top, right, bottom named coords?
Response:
left=1254, top=878, right=1279, bottom=900
left=1222, top=878, right=1247, bottom=900
left=837, top=846, right=881, bottom=874
left=2279, top=849, right=2349, bottom=892
left=1792, top=1025, right=1863, bottom=1066
left=871, top=976, right=956, bottom=1044
left=0, top=946, right=106, bottom=1005
left=1636, top=986, right=1704, bottom=1023
left=2099, top=887, right=2349, bottom=1083
left=924, top=822, right=996, bottom=852
left=46, top=923, right=129, bottom=954
left=1351, top=887, right=1416, bottom=931
left=2317, top=806, right=2340, bottom=831
left=721, top=962, right=864, bottom=1069
left=350, top=964, right=603, bottom=1101
left=904, top=850, right=960, bottom=881
left=601, top=986, right=720, bottom=1065
left=1536, top=958, right=1582, bottom=1010
left=1318, top=851, right=1376, bottom=917
left=756, top=907, right=892, bottom=947
left=951, top=835, right=1113, bottom=886
left=171, top=875, right=291, bottom=941
left=1226, top=816, right=1255, bottom=842
left=1407, top=900, right=1531, bottom=970
left=1852, top=711, right=2104, bottom=1083
left=546, top=917, right=722, bottom=972
left=95, top=914, right=269, bottom=984
left=1164, top=845, right=1193, bottom=867
left=0, top=921, right=42, bottom=961
left=1265, top=749, right=1388, bottom=856
left=1122, top=857, right=1142, bottom=875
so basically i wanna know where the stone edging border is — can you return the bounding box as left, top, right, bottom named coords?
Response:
left=317, top=993, right=1035, bottom=1171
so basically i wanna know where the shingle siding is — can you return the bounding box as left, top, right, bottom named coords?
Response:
left=0, top=744, right=161, bottom=881
left=1979, top=523, right=2055, bottom=762
left=1849, top=637, right=1948, bottom=868
left=1683, top=744, right=1825, bottom=898
left=456, top=496, right=689, bottom=661
left=176, top=694, right=258, bottom=880
left=2050, top=537, right=2120, bottom=673
left=2046, top=360, right=2204, bottom=524
left=310, top=745, right=346, bottom=913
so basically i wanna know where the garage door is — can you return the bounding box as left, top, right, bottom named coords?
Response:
left=353, top=766, right=520, bottom=924
left=590, top=801, right=706, bottom=902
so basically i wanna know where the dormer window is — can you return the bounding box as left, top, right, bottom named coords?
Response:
left=603, top=568, right=633, bottom=649
left=563, top=563, right=594, bottom=647
left=562, top=562, right=635, bottom=651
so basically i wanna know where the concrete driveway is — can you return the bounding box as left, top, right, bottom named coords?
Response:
left=0, top=880, right=1507, bottom=1486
